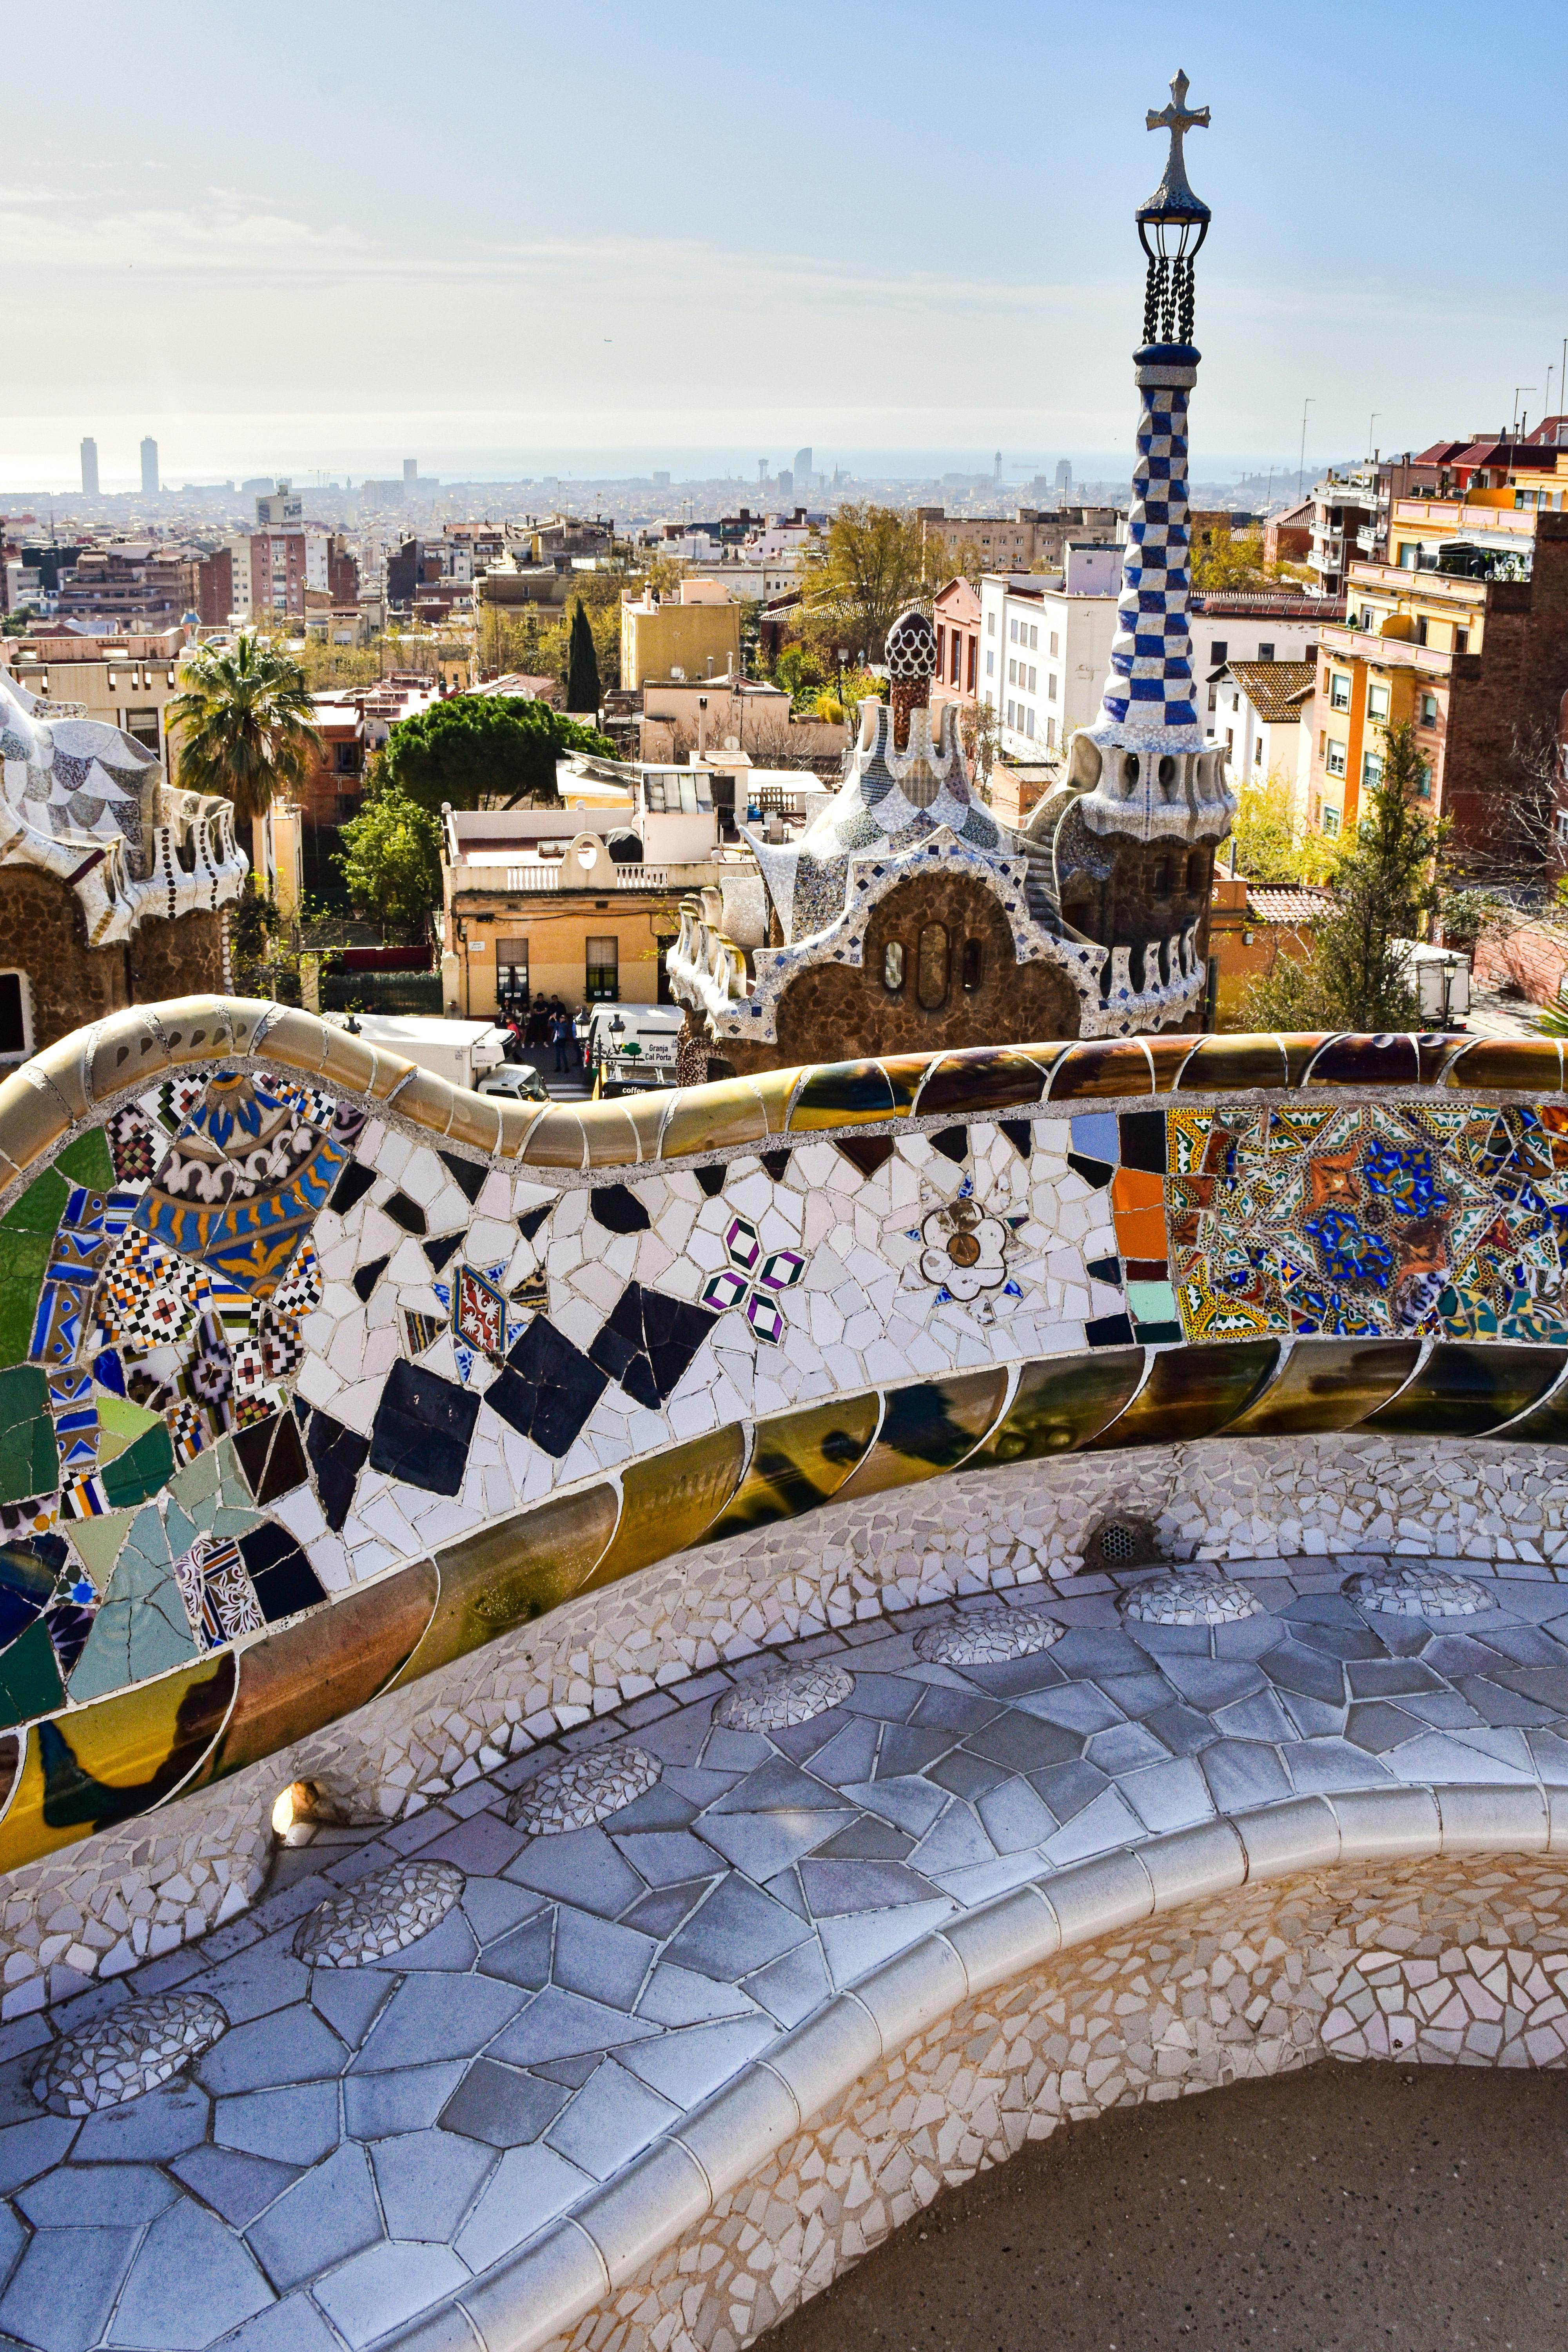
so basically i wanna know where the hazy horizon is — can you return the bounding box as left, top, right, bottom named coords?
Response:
left=4, top=0, right=1562, bottom=499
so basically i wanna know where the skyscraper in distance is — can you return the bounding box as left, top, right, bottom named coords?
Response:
left=80, top=438, right=100, bottom=498
left=793, top=446, right=813, bottom=492
left=140, top=437, right=159, bottom=495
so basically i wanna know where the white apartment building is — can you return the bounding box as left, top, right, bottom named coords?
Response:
left=978, top=545, right=1120, bottom=760
left=1188, top=606, right=1329, bottom=731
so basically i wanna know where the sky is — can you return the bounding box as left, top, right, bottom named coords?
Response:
left=3, top=0, right=1564, bottom=491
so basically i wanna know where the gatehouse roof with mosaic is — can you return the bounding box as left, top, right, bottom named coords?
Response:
left=0, top=670, right=246, bottom=946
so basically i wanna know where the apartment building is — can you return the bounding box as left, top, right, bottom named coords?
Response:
left=1214, top=661, right=1316, bottom=795
left=919, top=506, right=1118, bottom=576
left=1308, top=512, right=1568, bottom=850
left=54, top=543, right=197, bottom=631
left=976, top=550, right=1122, bottom=760
left=621, top=579, right=742, bottom=691
left=0, top=629, right=186, bottom=760
left=931, top=577, right=981, bottom=710
left=440, top=790, right=737, bottom=1016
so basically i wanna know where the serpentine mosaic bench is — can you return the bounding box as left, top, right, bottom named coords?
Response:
left=0, top=1000, right=1566, bottom=1900
left=0, top=1002, right=1564, bottom=2344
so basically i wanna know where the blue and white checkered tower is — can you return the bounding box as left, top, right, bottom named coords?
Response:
left=1074, top=71, right=1236, bottom=846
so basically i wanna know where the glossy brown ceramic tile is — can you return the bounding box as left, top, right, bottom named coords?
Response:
left=834, top=1367, right=1010, bottom=1502
left=707, top=1394, right=881, bottom=1537
left=1280, top=1034, right=1335, bottom=1086
left=1173, top=1035, right=1290, bottom=1094
left=1484, top=1361, right=1568, bottom=1443
left=213, top=1562, right=439, bottom=1780
left=582, top=1426, right=748, bottom=1592
left=1359, top=1343, right=1566, bottom=1438
left=913, top=1047, right=1055, bottom=1121
left=1145, top=1037, right=1194, bottom=1094
left=661, top=1078, right=772, bottom=1159
left=959, top=1350, right=1147, bottom=1470
left=788, top=1062, right=900, bottom=1130
left=1442, top=1039, right=1564, bottom=1094
left=391, top=1486, right=619, bottom=1686
left=1305, top=1034, right=1421, bottom=1088
left=1224, top=1339, right=1425, bottom=1435
left=1415, top=1033, right=1465, bottom=1087
left=1045, top=1039, right=1156, bottom=1101
left=518, top=1108, right=588, bottom=1170
left=1083, top=1338, right=1281, bottom=1450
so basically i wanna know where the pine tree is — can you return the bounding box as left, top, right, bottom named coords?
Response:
left=566, top=599, right=602, bottom=717
left=1239, top=721, right=1443, bottom=1033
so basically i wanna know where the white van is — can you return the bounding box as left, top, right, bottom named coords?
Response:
left=325, top=1013, right=511, bottom=1092
left=584, top=1004, right=684, bottom=1095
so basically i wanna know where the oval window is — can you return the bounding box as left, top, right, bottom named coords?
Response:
left=883, top=940, right=906, bottom=992
left=961, top=937, right=984, bottom=991
left=916, top=923, right=949, bottom=1009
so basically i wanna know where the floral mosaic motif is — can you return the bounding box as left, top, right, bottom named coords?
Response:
left=432, top=1259, right=514, bottom=1382
left=701, top=1216, right=808, bottom=1347
left=171, top=1534, right=264, bottom=1649
left=32, top=1991, right=229, bottom=2115
left=1342, top=1562, right=1499, bottom=1619
left=1118, top=1569, right=1264, bottom=1625
left=1169, top=1101, right=1568, bottom=1345
left=293, top=1858, right=465, bottom=1966
left=505, top=1744, right=664, bottom=1835
left=913, top=1604, right=1064, bottom=1664
left=713, top=1659, right=853, bottom=1730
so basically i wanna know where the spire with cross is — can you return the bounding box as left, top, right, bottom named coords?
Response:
left=1068, top=67, right=1235, bottom=850
left=1142, top=70, right=1211, bottom=223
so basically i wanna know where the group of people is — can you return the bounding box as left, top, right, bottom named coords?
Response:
left=503, top=998, right=582, bottom=1073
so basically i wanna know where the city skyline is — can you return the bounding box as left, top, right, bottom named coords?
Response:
left=3, top=0, right=1563, bottom=493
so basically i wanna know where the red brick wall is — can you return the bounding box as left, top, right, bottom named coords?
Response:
left=1472, top=918, right=1568, bottom=1008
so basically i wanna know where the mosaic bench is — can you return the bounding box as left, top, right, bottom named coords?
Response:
left=0, top=1000, right=1565, bottom=1897
left=0, top=1003, right=1565, bottom=2343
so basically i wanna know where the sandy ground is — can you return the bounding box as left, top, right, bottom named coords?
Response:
left=762, top=2062, right=1568, bottom=2352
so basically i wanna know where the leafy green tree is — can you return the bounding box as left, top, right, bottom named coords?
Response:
left=798, top=503, right=928, bottom=661
left=336, top=785, right=445, bottom=941
left=166, top=634, right=321, bottom=827
left=1238, top=722, right=1443, bottom=1031
left=565, top=599, right=602, bottom=714
left=380, top=695, right=614, bottom=812
left=1192, top=523, right=1311, bottom=593
left=1228, top=778, right=1338, bottom=886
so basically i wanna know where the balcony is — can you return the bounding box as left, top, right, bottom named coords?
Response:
left=502, top=863, right=672, bottom=893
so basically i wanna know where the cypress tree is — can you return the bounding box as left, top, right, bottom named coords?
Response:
left=566, top=599, right=602, bottom=717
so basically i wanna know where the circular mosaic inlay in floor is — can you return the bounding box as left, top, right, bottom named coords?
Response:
left=293, top=1858, right=466, bottom=1967
left=914, top=1605, right=1065, bottom=1665
left=1342, top=1563, right=1497, bottom=1619
left=1118, top=1571, right=1265, bottom=1626
left=713, top=1659, right=855, bottom=1731
left=505, top=1744, right=664, bottom=1836
left=33, top=1991, right=230, bottom=2116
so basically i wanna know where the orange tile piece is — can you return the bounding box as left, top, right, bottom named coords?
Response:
left=1111, top=1168, right=1165, bottom=1212
left=1112, top=1205, right=1169, bottom=1258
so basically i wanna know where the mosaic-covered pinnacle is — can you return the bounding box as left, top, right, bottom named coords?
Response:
left=1067, top=70, right=1230, bottom=844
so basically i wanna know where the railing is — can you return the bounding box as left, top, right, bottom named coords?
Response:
left=501, top=864, right=672, bottom=892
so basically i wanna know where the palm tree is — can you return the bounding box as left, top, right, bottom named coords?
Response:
left=166, top=636, right=322, bottom=857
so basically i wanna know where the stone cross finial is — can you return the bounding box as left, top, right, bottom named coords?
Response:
left=1143, top=70, right=1211, bottom=220
left=1146, top=68, right=1209, bottom=171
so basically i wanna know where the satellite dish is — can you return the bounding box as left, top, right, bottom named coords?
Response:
left=724, top=735, right=739, bottom=751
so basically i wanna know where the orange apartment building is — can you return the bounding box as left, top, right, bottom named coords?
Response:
left=1307, top=491, right=1568, bottom=857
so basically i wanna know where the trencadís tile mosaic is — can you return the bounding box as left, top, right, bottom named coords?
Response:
left=4, top=1025, right=1568, bottom=1878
